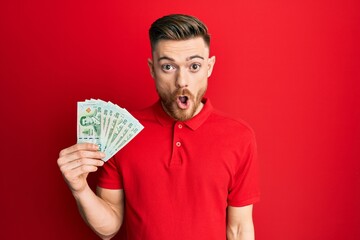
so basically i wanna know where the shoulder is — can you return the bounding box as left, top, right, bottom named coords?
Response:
left=202, top=109, right=256, bottom=147
left=128, top=103, right=157, bottom=121
left=209, top=109, right=254, bottom=135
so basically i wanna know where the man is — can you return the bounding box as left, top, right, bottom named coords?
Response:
left=57, top=14, right=260, bottom=240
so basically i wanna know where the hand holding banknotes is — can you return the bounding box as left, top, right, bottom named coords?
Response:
left=58, top=99, right=143, bottom=194
left=77, top=99, right=144, bottom=161
left=57, top=143, right=105, bottom=194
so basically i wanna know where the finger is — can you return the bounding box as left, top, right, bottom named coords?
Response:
left=59, top=143, right=99, bottom=157
left=61, top=158, right=104, bottom=172
left=63, top=164, right=100, bottom=180
left=58, top=150, right=105, bottom=167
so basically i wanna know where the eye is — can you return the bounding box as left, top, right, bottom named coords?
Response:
left=161, top=64, right=176, bottom=72
left=190, top=63, right=201, bottom=72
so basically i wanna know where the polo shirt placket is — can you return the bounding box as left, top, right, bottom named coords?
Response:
left=171, top=122, right=185, bottom=167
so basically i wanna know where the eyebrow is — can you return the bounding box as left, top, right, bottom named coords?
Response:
left=157, top=55, right=205, bottom=62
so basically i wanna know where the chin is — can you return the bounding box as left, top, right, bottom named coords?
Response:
left=173, top=112, right=193, bottom=121
left=171, top=104, right=197, bottom=121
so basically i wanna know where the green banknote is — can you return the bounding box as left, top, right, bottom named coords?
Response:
left=77, top=99, right=144, bottom=161
left=77, top=102, right=102, bottom=147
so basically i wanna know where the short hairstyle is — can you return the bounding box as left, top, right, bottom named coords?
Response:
left=149, top=14, right=210, bottom=51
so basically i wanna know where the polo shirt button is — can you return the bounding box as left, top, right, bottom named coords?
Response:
left=178, top=124, right=183, bottom=129
left=176, top=142, right=181, bottom=147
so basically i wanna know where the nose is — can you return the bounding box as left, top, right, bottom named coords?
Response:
left=175, top=68, right=188, bottom=88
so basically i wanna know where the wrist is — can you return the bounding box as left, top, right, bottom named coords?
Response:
left=72, top=184, right=93, bottom=200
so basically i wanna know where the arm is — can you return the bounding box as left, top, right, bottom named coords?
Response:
left=57, top=143, right=124, bottom=239
left=226, top=205, right=255, bottom=240
left=74, top=187, right=124, bottom=239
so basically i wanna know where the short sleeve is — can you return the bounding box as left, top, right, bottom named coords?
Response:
left=227, top=132, right=260, bottom=207
left=97, top=156, right=123, bottom=189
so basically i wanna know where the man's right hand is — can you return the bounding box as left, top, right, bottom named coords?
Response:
left=57, top=143, right=105, bottom=194
left=57, top=143, right=123, bottom=238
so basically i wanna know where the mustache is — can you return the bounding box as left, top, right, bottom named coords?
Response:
left=171, top=88, right=194, bottom=100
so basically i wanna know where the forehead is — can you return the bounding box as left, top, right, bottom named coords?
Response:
left=153, top=37, right=209, bottom=60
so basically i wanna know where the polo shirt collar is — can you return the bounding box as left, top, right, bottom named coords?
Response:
left=153, top=98, right=213, bottom=131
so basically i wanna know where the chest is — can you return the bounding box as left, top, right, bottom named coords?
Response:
left=117, top=123, right=241, bottom=198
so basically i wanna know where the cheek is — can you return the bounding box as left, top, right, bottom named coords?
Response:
left=192, top=72, right=208, bottom=88
left=155, top=75, right=173, bottom=91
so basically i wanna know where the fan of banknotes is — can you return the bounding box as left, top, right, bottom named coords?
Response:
left=77, top=99, right=144, bottom=162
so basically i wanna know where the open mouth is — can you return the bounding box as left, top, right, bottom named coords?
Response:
left=176, top=95, right=190, bottom=109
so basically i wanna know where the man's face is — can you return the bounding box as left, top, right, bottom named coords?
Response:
left=148, top=37, right=216, bottom=121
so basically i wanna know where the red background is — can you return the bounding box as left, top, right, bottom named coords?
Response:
left=1, top=0, right=359, bottom=239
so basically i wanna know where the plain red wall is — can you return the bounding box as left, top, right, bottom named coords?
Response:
left=1, top=0, right=359, bottom=239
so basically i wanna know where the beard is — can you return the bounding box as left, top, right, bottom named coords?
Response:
left=157, top=87, right=207, bottom=121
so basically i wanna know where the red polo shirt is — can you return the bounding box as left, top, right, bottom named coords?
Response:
left=97, top=98, right=260, bottom=240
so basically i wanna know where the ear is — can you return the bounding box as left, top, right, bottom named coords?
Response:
left=207, top=56, right=216, bottom=77
left=148, top=58, right=155, bottom=79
